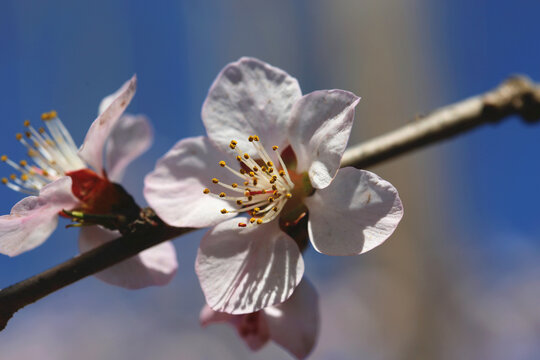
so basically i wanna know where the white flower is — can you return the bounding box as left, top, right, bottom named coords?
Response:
left=145, top=58, right=403, bottom=312
left=0, top=76, right=177, bottom=289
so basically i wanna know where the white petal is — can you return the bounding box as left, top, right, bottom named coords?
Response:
left=144, top=136, right=236, bottom=228
left=105, top=114, right=153, bottom=182
left=79, top=75, right=137, bottom=174
left=0, top=177, right=79, bottom=256
left=288, top=90, right=360, bottom=189
left=305, top=167, right=403, bottom=256
left=78, top=225, right=178, bottom=289
left=265, top=278, right=319, bottom=360
left=196, top=218, right=304, bottom=314
left=202, top=57, right=302, bottom=155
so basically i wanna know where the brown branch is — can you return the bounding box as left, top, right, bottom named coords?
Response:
left=1, top=75, right=540, bottom=332
left=341, top=75, right=540, bottom=168
left=0, top=209, right=192, bottom=331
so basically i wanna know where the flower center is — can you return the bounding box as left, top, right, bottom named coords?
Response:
left=1, top=111, right=86, bottom=195
left=203, top=135, right=296, bottom=227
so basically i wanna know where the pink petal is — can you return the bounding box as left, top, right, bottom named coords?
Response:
left=144, top=136, right=236, bottom=228
left=105, top=114, right=153, bottom=182
left=78, top=225, right=178, bottom=289
left=200, top=305, right=270, bottom=351
left=288, top=90, right=360, bottom=189
left=78, top=75, right=137, bottom=174
left=0, top=177, right=79, bottom=256
left=196, top=218, right=304, bottom=314
left=265, top=278, right=319, bottom=360
left=304, top=167, right=403, bottom=256
left=202, top=57, right=302, bottom=156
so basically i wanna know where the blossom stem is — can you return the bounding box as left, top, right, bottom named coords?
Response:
left=0, top=75, right=540, bottom=331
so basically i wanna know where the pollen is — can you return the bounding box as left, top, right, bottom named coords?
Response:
left=20, top=174, right=29, bottom=182
left=15, top=133, right=23, bottom=141
left=203, top=134, right=296, bottom=228
left=1, top=155, right=7, bottom=162
left=1, top=178, right=7, bottom=184
left=272, top=146, right=279, bottom=151
left=23, top=120, right=30, bottom=127
left=19, top=160, right=27, bottom=167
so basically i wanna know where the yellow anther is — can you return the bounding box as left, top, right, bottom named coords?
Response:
left=239, top=169, right=246, bottom=174
left=23, top=120, right=30, bottom=127
left=268, top=168, right=274, bottom=173
left=243, top=153, right=250, bottom=159
left=42, top=170, right=49, bottom=177
left=268, top=197, right=275, bottom=203
left=254, top=207, right=260, bottom=213
left=236, top=155, right=242, bottom=162
left=27, top=149, right=37, bottom=157
left=229, top=143, right=236, bottom=149
left=236, top=200, right=243, bottom=205
left=1, top=178, right=7, bottom=185
left=248, top=196, right=253, bottom=201
left=19, top=160, right=27, bottom=167
left=41, top=112, right=50, bottom=121
left=248, top=136, right=254, bottom=142
left=212, top=178, right=219, bottom=184
left=261, top=189, right=266, bottom=194
left=9, top=174, right=16, bottom=180
left=219, top=192, right=226, bottom=198
left=203, top=188, right=210, bottom=194
left=38, top=127, right=45, bottom=134
left=1, top=155, right=7, bottom=162
left=46, top=139, right=55, bottom=146
left=266, top=161, right=273, bottom=167
left=49, top=110, right=57, bottom=118
left=272, top=146, right=279, bottom=151
left=252, top=166, right=258, bottom=172
left=279, top=170, right=286, bottom=176
left=250, top=218, right=256, bottom=224
left=286, top=193, right=292, bottom=199
left=253, top=179, right=258, bottom=186
left=261, top=166, right=267, bottom=172
left=15, top=133, right=23, bottom=141
left=273, top=206, right=278, bottom=212
left=33, top=141, right=40, bottom=148
left=231, top=183, right=238, bottom=188
left=243, top=181, right=249, bottom=186
left=220, top=209, right=228, bottom=214
left=256, top=219, right=263, bottom=224
left=219, top=161, right=226, bottom=167
left=249, top=171, right=255, bottom=177
left=20, top=174, right=29, bottom=182
left=231, top=140, right=238, bottom=145
left=272, top=185, right=277, bottom=191
left=244, top=190, right=250, bottom=197
left=25, top=131, right=31, bottom=138
left=253, top=135, right=259, bottom=141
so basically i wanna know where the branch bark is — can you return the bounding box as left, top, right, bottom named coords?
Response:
left=341, top=76, right=540, bottom=168
left=1, top=75, right=540, bottom=331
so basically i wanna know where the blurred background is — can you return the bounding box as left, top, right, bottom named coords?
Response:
left=1, top=1, right=540, bottom=359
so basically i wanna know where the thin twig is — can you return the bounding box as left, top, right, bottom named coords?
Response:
left=341, top=76, right=540, bottom=168
left=1, top=75, right=540, bottom=332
